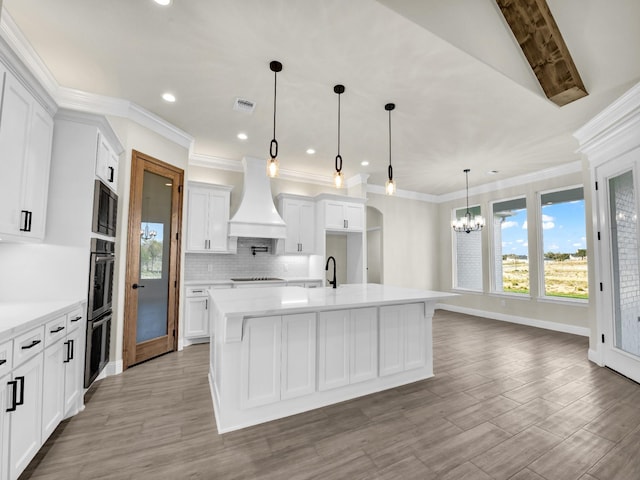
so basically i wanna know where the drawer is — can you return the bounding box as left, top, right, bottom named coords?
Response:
left=45, top=315, right=68, bottom=347
left=187, top=286, right=211, bottom=297
left=13, top=325, right=45, bottom=366
left=66, top=306, right=85, bottom=333
left=0, top=339, right=13, bottom=376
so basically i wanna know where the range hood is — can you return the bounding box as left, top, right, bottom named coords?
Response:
left=228, top=157, right=286, bottom=239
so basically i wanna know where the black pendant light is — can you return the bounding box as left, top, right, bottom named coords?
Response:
left=333, top=84, right=345, bottom=188
left=267, top=60, right=282, bottom=177
left=385, top=103, right=396, bottom=195
left=452, top=169, right=485, bottom=233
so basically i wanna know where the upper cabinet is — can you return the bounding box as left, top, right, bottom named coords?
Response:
left=95, top=132, right=119, bottom=192
left=0, top=65, right=54, bottom=242
left=317, top=195, right=365, bottom=232
left=276, top=194, right=315, bottom=254
left=186, top=182, right=235, bottom=253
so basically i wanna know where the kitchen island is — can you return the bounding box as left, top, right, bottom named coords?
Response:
left=208, top=284, right=455, bottom=433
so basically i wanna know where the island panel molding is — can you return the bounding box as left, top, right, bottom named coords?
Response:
left=208, top=284, right=455, bottom=433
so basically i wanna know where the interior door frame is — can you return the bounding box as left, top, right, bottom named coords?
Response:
left=594, top=151, right=640, bottom=383
left=123, top=150, right=183, bottom=369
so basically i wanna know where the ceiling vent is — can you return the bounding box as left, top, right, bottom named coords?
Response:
left=233, top=98, right=256, bottom=114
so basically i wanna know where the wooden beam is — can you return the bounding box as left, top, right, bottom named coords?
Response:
left=496, top=0, right=588, bottom=106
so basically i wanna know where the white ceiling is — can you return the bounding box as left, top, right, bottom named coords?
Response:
left=3, top=0, right=640, bottom=195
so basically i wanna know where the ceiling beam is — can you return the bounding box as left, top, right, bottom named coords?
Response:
left=496, top=0, right=588, bottom=106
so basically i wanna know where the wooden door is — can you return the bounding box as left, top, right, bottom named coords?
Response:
left=123, top=150, right=183, bottom=369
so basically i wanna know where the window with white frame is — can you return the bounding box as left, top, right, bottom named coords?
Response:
left=453, top=205, right=483, bottom=291
left=539, top=187, right=588, bottom=300
left=492, top=197, right=529, bottom=294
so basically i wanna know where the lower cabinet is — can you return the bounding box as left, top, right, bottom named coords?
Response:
left=184, top=296, right=209, bottom=338
left=318, top=307, right=377, bottom=391
left=0, top=374, right=9, bottom=480
left=7, top=354, right=43, bottom=480
left=379, top=303, right=425, bottom=376
left=241, top=313, right=316, bottom=408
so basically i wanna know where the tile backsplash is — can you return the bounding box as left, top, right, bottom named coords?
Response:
left=184, top=237, right=311, bottom=281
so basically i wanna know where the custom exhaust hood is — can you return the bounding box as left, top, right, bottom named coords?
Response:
left=228, top=157, right=286, bottom=239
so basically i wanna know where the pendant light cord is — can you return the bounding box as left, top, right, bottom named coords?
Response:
left=388, top=108, right=392, bottom=180
left=273, top=70, right=277, bottom=139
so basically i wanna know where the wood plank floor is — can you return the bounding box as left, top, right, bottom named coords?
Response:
left=21, top=310, right=640, bottom=480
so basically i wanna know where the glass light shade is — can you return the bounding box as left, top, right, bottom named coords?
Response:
left=334, top=170, right=344, bottom=188
left=267, top=158, right=279, bottom=178
left=385, top=178, right=396, bottom=195
left=474, top=215, right=486, bottom=228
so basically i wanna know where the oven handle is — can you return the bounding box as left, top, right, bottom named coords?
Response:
left=94, top=255, right=115, bottom=262
left=92, top=315, right=112, bottom=329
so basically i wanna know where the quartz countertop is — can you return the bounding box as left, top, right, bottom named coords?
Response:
left=184, top=278, right=323, bottom=286
left=0, top=299, right=84, bottom=341
left=209, top=284, right=455, bottom=320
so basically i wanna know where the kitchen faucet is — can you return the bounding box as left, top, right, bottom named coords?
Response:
left=325, top=256, right=337, bottom=289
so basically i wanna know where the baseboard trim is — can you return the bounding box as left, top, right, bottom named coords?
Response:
left=436, top=303, right=591, bottom=337
left=105, top=359, right=123, bottom=376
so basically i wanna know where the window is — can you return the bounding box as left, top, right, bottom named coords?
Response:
left=140, top=222, right=164, bottom=279
left=540, top=187, right=588, bottom=300
left=452, top=205, right=483, bottom=291
left=492, top=197, right=528, bottom=294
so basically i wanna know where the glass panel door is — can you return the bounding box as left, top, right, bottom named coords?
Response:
left=136, top=171, right=172, bottom=343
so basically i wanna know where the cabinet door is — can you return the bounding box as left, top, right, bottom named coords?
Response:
left=21, top=101, right=53, bottom=240
left=325, top=201, right=348, bottom=230
left=0, top=70, right=31, bottom=236
left=404, top=303, right=426, bottom=370
left=281, top=313, right=316, bottom=400
left=282, top=200, right=302, bottom=253
left=298, top=201, right=315, bottom=253
left=63, top=327, right=84, bottom=415
left=184, top=297, right=209, bottom=338
left=241, top=316, right=281, bottom=408
left=318, top=310, right=350, bottom=391
left=0, top=375, right=9, bottom=480
left=379, top=305, right=404, bottom=377
left=95, top=132, right=117, bottom=190
left=186, top=187, right=210, bottom=251
left=42, top=341, right=65, bottom=441
left=349, top=307, right=377, bottom=384
left=208, top=190, right=229, bottom=251
left=344, top=203, right=364, bottom=231
left=8, top=354, right=43, bottom=480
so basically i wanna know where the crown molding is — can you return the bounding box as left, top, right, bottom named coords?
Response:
left=346, top=173, right=370, bottom=188
left=367, top=184, right=439, bottom=203
left=437, top=160, right=583, bottom=204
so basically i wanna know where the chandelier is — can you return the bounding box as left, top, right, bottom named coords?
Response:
left=452, top=169, right=485, bottom=233
left=140, top=223, right=157, bottom=241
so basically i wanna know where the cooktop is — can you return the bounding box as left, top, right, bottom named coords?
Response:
left=230, top=277, right=285, bottom=282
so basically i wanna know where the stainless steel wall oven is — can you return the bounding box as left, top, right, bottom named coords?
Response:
left=85, top=238, right=115, bottom=387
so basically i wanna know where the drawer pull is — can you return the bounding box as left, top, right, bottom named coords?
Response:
left=0, top=359, right=6, bottom=366
left=192, top=290, right=204, bottom=293
left=21, top=339, right=41, bottom=350
left=50, top=326, right=65, bottom=334
left=71, top=315, right=82, bottom=322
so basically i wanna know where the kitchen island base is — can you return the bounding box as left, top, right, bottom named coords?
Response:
left=208, top=285, right=453, bottom=433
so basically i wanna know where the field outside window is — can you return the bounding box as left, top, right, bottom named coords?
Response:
left=540, top=187, right=588, bottom=300
left=493, top=197, right=529, bottom=294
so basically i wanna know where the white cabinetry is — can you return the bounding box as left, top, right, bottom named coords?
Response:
left=241, top=313, right=316, bottom=408
left=186, top=183, right=234, bottom=253
left=318, top=307, right=377, bottom=391
left=2, top=302, right=85, bottom=480
left=95, top=132, right=119, bottom=192
left=0, top=66, right=54, bottom=242
left=379, top=303, right=425, bottom=376
left=322, top=199, right=364, bottom=231
left=276, top=194, right=315, bottom=253
left=184, top=285, right=232, bottom=341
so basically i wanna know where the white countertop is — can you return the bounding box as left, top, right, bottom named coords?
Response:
left=210, top=283, right=455, bottom=321
left=185, top=278, right=323, bottom=287
left=0, top=299, right=84, bottom=341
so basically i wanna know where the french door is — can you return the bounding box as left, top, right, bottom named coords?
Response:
left=123, top=150, right=183, bottom=369
left=596, top=152, right=640, bottom=383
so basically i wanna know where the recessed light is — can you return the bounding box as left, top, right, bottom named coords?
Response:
left=361, top=160, right=369, bottom=166
left=162, top=92, right=176, bottom=103
left=306, top=148, right=316, bottom=155
left=153, top=0, right=172, bottom=6
left=237, top=133, right=248, bottom=140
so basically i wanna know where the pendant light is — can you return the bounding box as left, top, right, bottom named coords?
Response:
left=385, top=103, right=396, bottom=195
left=267, top=60, right=282, bottom=178
left=452, top=168, right=485, bottom=233
left=333, top=84, right=345, bottom=188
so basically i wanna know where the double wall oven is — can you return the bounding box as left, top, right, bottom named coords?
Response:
left=86, top=180, right=118, bottom=387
